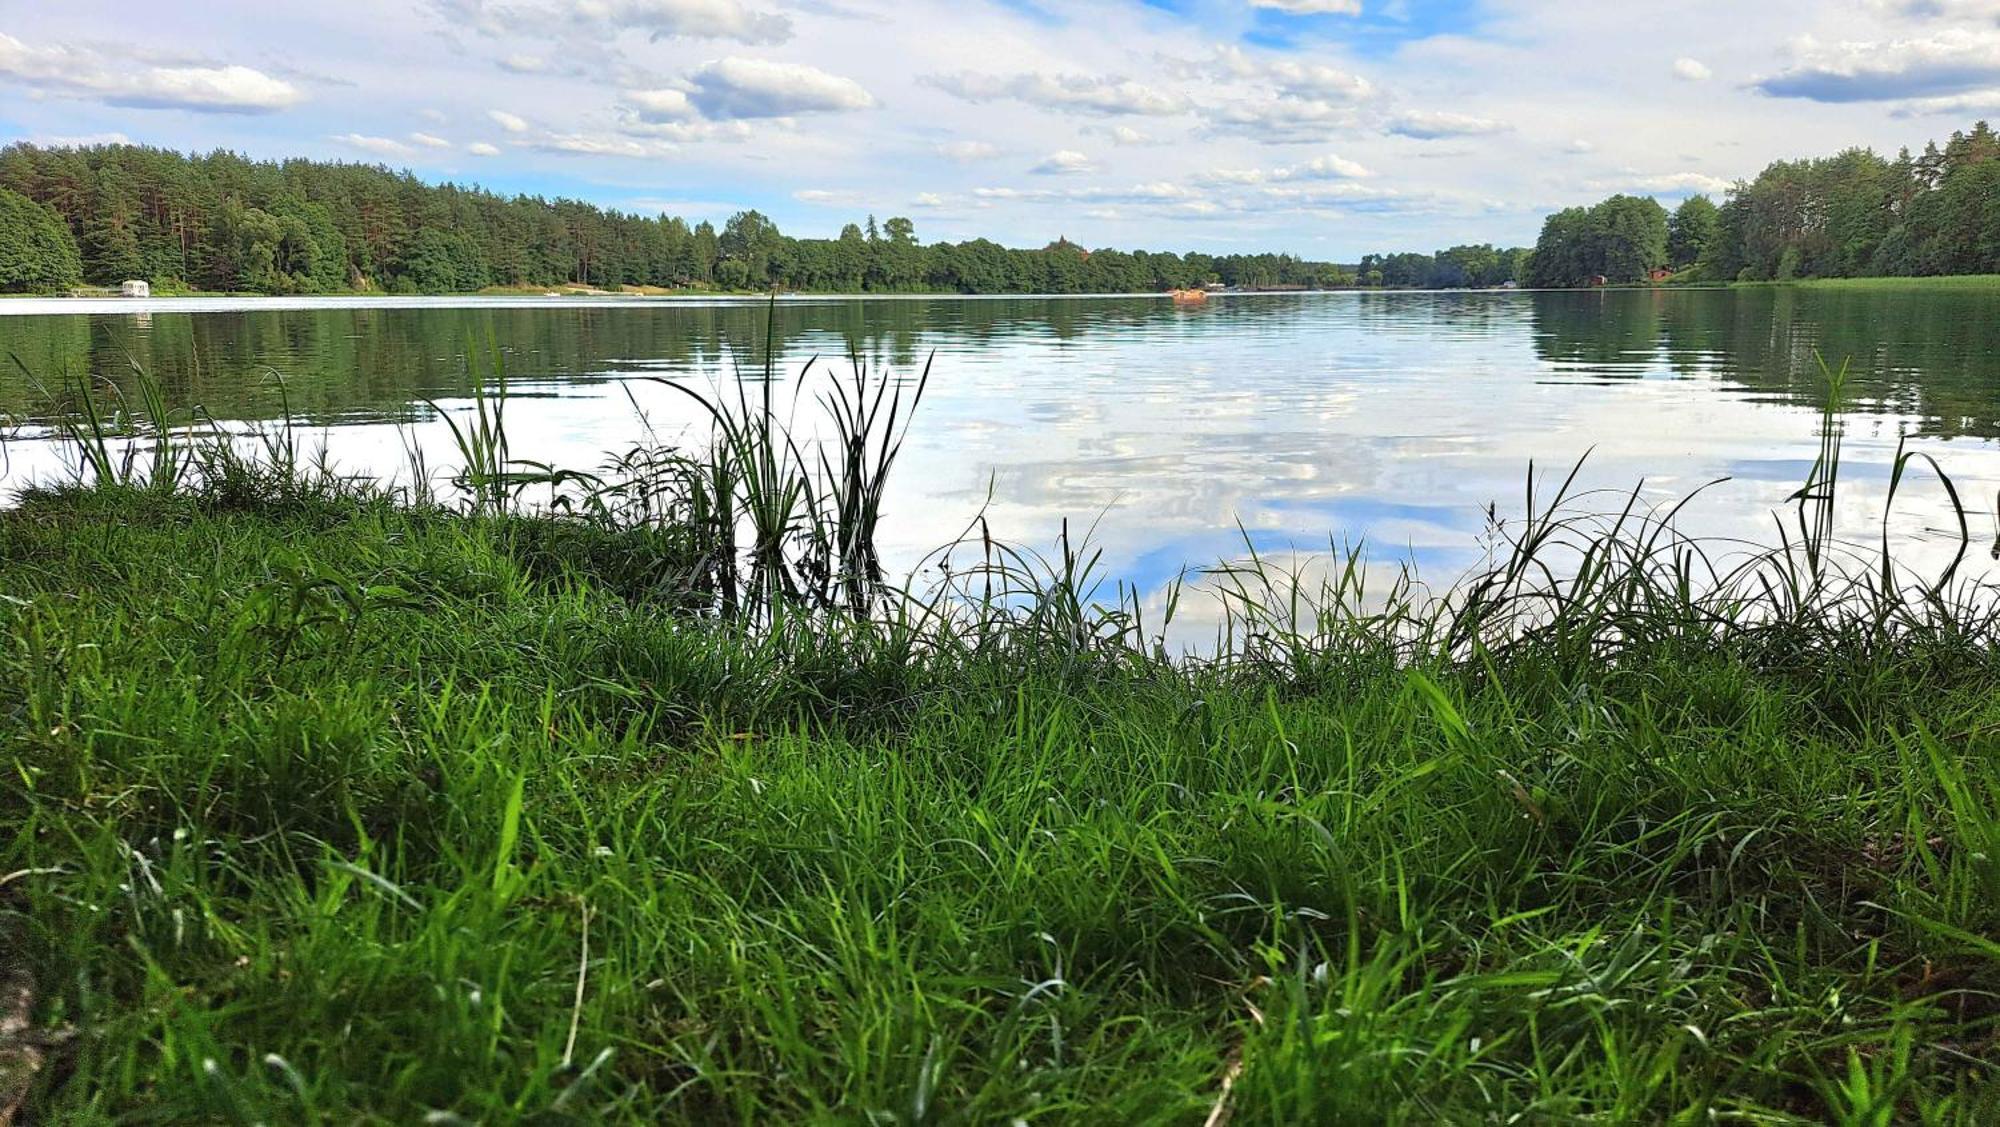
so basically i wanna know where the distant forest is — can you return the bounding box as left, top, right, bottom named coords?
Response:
left=0, top=121, right=1996, bottom=296
left=1528, top=121, right=2000, bottom=288
left=0, top=143, right=1359, bottom=296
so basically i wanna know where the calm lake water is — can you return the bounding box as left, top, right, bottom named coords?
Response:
left=4, top=289, right=1998, bottom=603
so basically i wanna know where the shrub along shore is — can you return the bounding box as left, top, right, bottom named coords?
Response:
left=2, top=357, right=1999, bottom=1123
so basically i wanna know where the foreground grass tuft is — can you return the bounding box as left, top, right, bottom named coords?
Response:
left=2, top=476, right=1999, bottom=1123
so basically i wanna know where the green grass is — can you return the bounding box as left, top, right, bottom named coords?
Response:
left=0, top=492, right=1995, bottom=1123
left=3, top=355, right=1999, bottom=1122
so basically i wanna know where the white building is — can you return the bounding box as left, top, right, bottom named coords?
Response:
left=120, top=280, right=151, bottom=298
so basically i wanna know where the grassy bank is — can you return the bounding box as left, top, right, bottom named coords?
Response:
left=3, top=364, right=2000, bottom=1122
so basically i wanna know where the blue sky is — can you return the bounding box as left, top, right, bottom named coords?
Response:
left=3, top=0, right=1998, bottom=258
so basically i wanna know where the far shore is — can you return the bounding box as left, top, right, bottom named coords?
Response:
left=5, top=274, right=1999, bottom=306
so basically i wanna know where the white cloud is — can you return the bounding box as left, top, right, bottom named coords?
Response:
left=1203, top=153, right=1373, bottom=184
left=1288, top=153, right=1374, bottom=179
left=1674, top=57, right=1713, bottom=81
left=623, top=88, right=699, bottom=121
left=1029, top=149, right=1095, bottom=174
left=937, top=140, right=1001, bottom=162
left=911, top=192, right=948, bottom=208
left=1386, top=110, right=1512, bottom=139
left=1260, top=59, right=1376, bottom=102
left=1174, top=46, right=1375, bottom=103
left=794, top=188, right=864, bottom=205
left=528, top=131, right=672, bottom=158
left=27, top=131, right=132, bottom=147
left=1889, top=87, right=2000, bottom=113
left=924, top=71, right=1189, bottom=116
left=499, top=54, right=547, bottom=74
left=1097, top=125, right=1158, bottom=146
left=333, top=132, right=418, bottom=158
left=1566, top=138, right=1596, bottom=153
left=489, top=109, right=531, bottom=133
left=118, top=65, right=303, bottom=113
left=410, top=131, right=453, bottom=148
left=0, top=33, right=302, bottom=113
left=1755, top=28, right=2000, bottom=101
left=465, top=141, right=502, bottom=156
left=1587, top=171, right=1734, bottom=195
left=1205, top=97, right=1358, bottom=143
left=686, top=57, right=874, bottom=118
left=613, top=90, right=760, bottom=141
left=574, top=0, right=791, bottom=45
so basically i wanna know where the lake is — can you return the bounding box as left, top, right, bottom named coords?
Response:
left=4, top=288, right=1998, bottom=604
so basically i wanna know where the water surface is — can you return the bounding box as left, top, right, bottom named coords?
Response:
left=4, top=289, right=1997, bottom=601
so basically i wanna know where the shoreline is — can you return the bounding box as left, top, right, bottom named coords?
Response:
left=6, top=274, right=1998, bottom=311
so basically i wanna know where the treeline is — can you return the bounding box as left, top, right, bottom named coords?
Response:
left=1357, top=244, right=1530, bottom=289
left=0, top=143, right=1356, bottom=295
left=1529, top=121, right=2000, bottom=287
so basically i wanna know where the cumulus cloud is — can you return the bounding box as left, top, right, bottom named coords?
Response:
left=0, top=33, right=302, bottom=113
left=528, top=131, right=673, bottom=158
left=1291, top=153, right=1374, bottom=178
left=572, top=0, right=792, bottom=45
left=465, top=141, right=502, bottom=156
left=1889, top=87, right=2000, bottom=113
left=1754, top=29, right=2000, bottom=101
left=1029, top=149, right=1095, bottom=174
left=499, top=54, right=547, bottom=73
left=1204, top=97, right=1357, bottom=143
left=615, top=115, right=757, bottom=143
left=1173, top=45, right=1375, bottom=102
left=623, top=87, right=699, bottom=121
left=1674, top=57, right=1713, bottom=81
left=333, top=133, right=417, bottom=158
left=489, top=109, right=531, bottom=132
left=1587, top=171, right=1734, bottom=195
left=1094, top=124, right=1160, bottom=146
left=1156, top=44, right=1383, bottom=143
left=686, top=57, right=874, bottom=118
left=410, top=132, right=453, bottom=148
left=923, top=70, right=1189, bottom=116
left=29, top=131, right=133, bottom=147
left=1202, top=153, right=1373, bottom=184
left=1386, top=110, right=1512, bottom=139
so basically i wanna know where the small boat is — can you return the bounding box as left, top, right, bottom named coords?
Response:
left=1169, top=288, right=1209, bottom=306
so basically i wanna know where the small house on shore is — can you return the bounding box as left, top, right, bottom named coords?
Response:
left=120, top=280, right=150, bottom=298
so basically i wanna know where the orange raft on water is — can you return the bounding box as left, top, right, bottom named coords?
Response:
left=1169, top=288, right=1210, bottom=305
